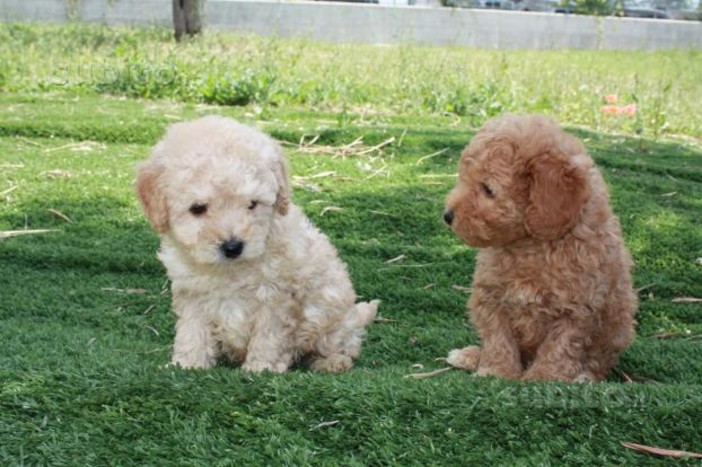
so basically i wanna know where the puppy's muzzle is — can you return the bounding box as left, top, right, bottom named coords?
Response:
left=220, top=237, right=245, bottom=259
left=443, top=210, right=455, bottom=226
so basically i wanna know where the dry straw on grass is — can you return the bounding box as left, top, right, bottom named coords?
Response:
left=283, top=136, right=395, bottom=158
left=0, top=229, right=59, bottom=240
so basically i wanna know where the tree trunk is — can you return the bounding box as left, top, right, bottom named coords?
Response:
left=173, top=0, right=203, bottom=42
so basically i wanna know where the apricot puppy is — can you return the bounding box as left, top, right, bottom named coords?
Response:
left=136, top=116, right=378, bottom=373
left=443, top=114, right=637, bottom=382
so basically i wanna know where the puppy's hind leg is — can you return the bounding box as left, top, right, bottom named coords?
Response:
left=306, top=300, right=379, bottom=373
left=446, top=346, right=482, bottom=370
left=355, top=300, right=379, bottom=327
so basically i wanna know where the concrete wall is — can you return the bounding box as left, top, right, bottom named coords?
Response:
left=1, top=0, right=700, bottom=50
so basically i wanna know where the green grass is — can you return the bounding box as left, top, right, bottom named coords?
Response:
left=2, top=23, right=702, bottom=465
left=1, top=22, right=701, bottom=139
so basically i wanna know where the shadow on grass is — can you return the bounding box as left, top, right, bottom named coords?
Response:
left=2, top=169, right=701, bottom=377
left=1, top=112, right=701, bottom=381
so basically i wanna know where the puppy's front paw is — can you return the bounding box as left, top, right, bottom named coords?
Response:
left=521, top=366, right=589, bottom=382
left=573, top=372, right=596, bottom=383
left=170, top=356, right=215, bottom=370
left=475, top=364, right=522, bottom=380
left=310, top=354, right=353, bottom=373
left=242, top=360, right=288, bottom=373
left=446, top=346, right=481, bottom=370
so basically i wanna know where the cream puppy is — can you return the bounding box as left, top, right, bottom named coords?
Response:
left=137, top=116, right=378, bottom=373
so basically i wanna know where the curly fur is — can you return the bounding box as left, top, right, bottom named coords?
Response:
left=443, top=114, right=637, bottom=382
left=136, top=116, right=378, bottom=373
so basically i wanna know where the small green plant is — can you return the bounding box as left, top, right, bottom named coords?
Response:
left=199, top=68, right=277, bottom=107
left=571, top=0, right=614, bottom=15
left=93, top=54, right=194, bottom=100
left=649, top=80, right=673, bottom=139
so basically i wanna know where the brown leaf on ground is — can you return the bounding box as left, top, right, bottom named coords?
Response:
left=621, top=441, right=702, bottom=459
left=48, top=209, right=73, bottom=223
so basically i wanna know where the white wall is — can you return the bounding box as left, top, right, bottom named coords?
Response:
left=1, top=0, right=700, bottom=50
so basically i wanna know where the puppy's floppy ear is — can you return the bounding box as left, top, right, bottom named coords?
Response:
left=525, top=153, right=590, bottom=240
left=136, top=160, right=169, bottom=233
left=272, top=147, right=291, bottom=216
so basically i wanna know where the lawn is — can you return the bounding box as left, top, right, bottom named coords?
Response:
left=1, top=23, right=702, bottom=465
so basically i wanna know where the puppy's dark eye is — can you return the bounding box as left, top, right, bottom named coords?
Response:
left=248, top=200, right=258, bottom=210
left=189, top=203, right=208, bottom=216
left=481, top=183, right=495, bottom=198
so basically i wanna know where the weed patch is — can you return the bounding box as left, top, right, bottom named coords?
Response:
left=1, top=23, right=700, bottom=138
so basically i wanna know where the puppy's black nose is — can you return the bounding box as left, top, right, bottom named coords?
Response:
left=443, top=210, right=455, bottom=226
left=220, top=238, right=244, bottom=259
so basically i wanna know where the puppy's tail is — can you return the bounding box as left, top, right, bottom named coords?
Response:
left=355, top=299, right=379, bottom=326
